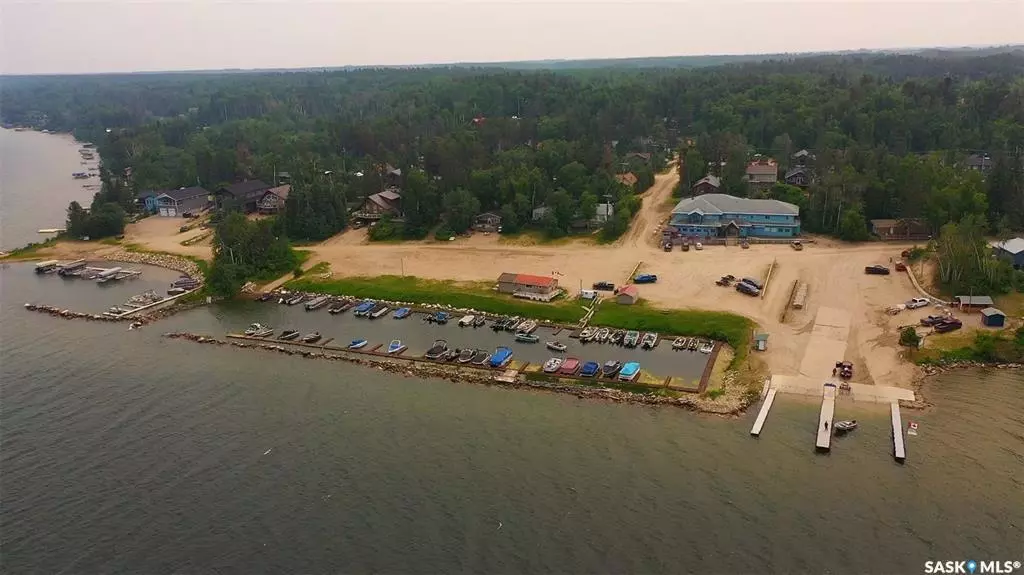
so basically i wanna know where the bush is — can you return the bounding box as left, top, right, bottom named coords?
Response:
left=293, top=266, right=304, bottom=278
left=899, top=326, right=921, bottom=347
left=434, top=226, right=454, bottom=241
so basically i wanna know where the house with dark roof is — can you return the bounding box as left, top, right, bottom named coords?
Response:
left=355, top=187, right=402, bottom=220
left=216, top=180, right=272, bottom=213
left=870, top=218, right=930, bottom=241
left=258, top=185, right=291, bottom=215
left=669, top=193, right=800, bottom=238
left=136, top=190, right=159, bottom=213
left=745, top=158, right=778, bottom=190
left=691, top=174, right=721, bottom=196
left=784, top=166, right=812, bottom=187
left=792, top=149, right=816, bottom=166
left=473, top=212, right=502, bottom=232
left=154, top=186, right=210, bottom=217
left=965, top=153, right=993, bottom=172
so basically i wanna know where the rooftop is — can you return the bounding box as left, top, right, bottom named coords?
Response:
left=992, top=237, right=1024, bottom=255
left=514, top=273, right=558, bottom=288
left=220, top=180, right=271, bottom=200
left=956, top=295, right=994, bottom=306
left=671, top=193, right=799, bottom=217
left=693, top=174, right=721, bottom=188
left=158, top=186, right=209, bottom=201
left=980, top=307, right=1005, bottom=317
left=265, top=184, right=291, bottom=200
left=617, top=284, right=639, bottom=297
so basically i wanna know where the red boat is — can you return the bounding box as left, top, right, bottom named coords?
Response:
left=558, top=357, right=581, bottom=375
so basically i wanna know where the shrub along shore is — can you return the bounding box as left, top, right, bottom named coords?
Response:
left=285, top=274, right=754, bottom=368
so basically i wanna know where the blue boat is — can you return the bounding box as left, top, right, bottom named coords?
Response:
left=393, top=307, right=411, bottom=319
left=618, top=362, right=641, bottom=381
left=348, top=339, right=368, bottom=350
left=433, top=311, right=450, bottom=324
left=387, top=339, right=406, bottom=354
left=352, top=300, right=376, bottom=316
left=488, top=346, right=513, bottom=368
left=579, top=361, right=601, bottom=377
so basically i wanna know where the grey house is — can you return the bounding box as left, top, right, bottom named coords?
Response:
left=992, top=237, right=1024, bottom=268
left=155, top=186, right=210, bottom=217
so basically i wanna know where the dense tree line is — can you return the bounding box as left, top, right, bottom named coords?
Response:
left=3, top=49, right=1020, bottom=286
left=207, top=213, right=298, bottom=296
left=64, top=167, right=131, bottom=239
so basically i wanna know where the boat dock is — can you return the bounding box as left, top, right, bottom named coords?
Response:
left=816, top=383, right=837, bottom=451
left=891, top=402, right=906, bottom=463
left=750, top=388, right=778, bottom=437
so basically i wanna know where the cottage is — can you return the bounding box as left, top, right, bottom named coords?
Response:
left=155, top=186, right=210, bottom=217
left=497, top=272, right=560, bottom=299
left=136, top=190, right=159, bottom=213
left=593, top=203, right=614, bottom=224
left=626, top=152, right=651, bottom=163
left=792, top=149, right=816, bottom=166
left=870, top=218, right=930, bottom=241
left=955, top=295, right=995, bottom=311
left=616, top=284, right=639, bottom=305
left=355, top=188, right=402, bottom=220
left=668, top=193, right=800, bottom=238
left=784, top=167, right=811, bottom=187
left=745, top=158, right=778, bottom=189
left=615, top=172, right=638, bottom=189
left=980, top=307, right=1006, bottom=327
left=992, top=237, right=1024, bottom=268
left=216, top=180, right=272, bottom=213
left=965, top=153, right=993, bottom=172
left=258, top=185, right=291, bottom=215
left=691, top=174, right=721, bottom=196
left=473, top=212, right=502, bottom=232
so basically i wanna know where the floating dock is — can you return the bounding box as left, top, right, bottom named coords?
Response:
left=891, top=402, right=906, bottom=463
left=816, top=383, right=837, bottom=451
left=750, top=388, right=778, bottom=437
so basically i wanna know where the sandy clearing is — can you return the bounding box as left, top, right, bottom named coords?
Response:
left=123, top=216, right=213, bottom=259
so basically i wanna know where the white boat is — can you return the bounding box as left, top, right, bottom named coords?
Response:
left=699, top=342, right=714, bottom=354
left=579, top=327, right=596, bottom=341
left=245, top=323, right=268, bottom=336
left=546, top=341, right=567, bottom=352
left=834, top=420, right=858, bottom=433
left=672, top=337, right=686, bottom=349
left=595, top=328, right=609, bottom=342
left=542, top=357, right=564, bottom=373
left=517, top=319, right=538, bottom=334
left=348, top=339, right=368, bottom=350
left=458, top=315, right=475, bottom=327
left=387, top=339, right=406, bottom=354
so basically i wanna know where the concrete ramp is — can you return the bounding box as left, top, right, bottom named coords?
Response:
left=799, top=307, right=852, bottom=378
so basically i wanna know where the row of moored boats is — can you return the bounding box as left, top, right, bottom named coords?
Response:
left=540, top=357, right=641, bottom=381
left=576, top=327, right=660, bottom=350
left=670, top=337, right=715, bottom=354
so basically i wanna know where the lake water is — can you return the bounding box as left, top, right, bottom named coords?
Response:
left=0, top=128, right=98, bottom=250
left=2, top=260, right=1022, bottom=573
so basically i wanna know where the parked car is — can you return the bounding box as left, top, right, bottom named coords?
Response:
left=895, top=261, right=907, bottom=271
left=592, top=281, right=615, bottom=291
left=921, top=314, right=950, bottom=326
left=865, top=265, right=891, bottom=275
left=695, top=242, right=703, bottom=251
left=663, top=242, right=673, bottom=252
left=741, top=277, right=764, bottom=290
left=634, top=274, right=658, bottom=284
left=740, top=240, right=750, bottom=249
left=791, top=240, right=803, bottom=251
left=933, top=318, right=963, bottom=333
left=736, top=282, right=760, bottom=296
left=906, top=297, right=930, bottom=309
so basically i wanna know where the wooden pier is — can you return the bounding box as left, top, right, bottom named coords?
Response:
left=750, top=388, right=778, bottom=437
left=890, top=402, right=906, bottom=463
left=816, top=383, right=837, bottom=451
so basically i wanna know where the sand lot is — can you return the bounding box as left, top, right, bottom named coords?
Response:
left=99, top=166, right=939, bottom=388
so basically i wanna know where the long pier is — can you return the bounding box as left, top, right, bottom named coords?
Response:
left=891, top=402, right=906, bottom=463
left=816, top=383, right=837, bottom=451
left=750, top=388, right=777, bottom=437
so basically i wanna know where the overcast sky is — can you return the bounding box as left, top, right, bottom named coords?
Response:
left=1, top=0, right=1022, bottom=75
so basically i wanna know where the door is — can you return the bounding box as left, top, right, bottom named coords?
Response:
left=159, top=207, right=170, bottom=217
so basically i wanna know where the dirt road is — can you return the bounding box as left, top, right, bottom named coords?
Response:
left=619, top=162, right=678, bottom=249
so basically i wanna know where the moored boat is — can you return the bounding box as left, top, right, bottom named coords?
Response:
left=472, top=317, right=486, bottom=327
left=304, top=295, right=330, bottom=311
left=167, top=287, right=187, bottom=296
left=35, top=260, right=60, bottom=273
left=624, top=331, right=640, bottom=348
left=352, top=300, right=376, bottom=316
left=369, top=304, right=390, bottom=319
left=515, top=332, right=540, bottom=343
left=286, top=294, right=305, bottom=306
left=558, top=357, right=581, bottom=375
left=443, top=349, right=460, bottom=362
left=491, top=319, right=507, bottom=331
left=387, top=339, right=406, bottom=354
left=458, top=315, right=475, bottom=327
left=278, top=330, right=300, bottom=341
left=245, top=323, right=268, bottom=336
left=488, top=346, right=513, bottom=368
left=688, top=338, right=699, bottom=351
left=458, top=348, right=476, bottom=363
left=393, top=307, right=412, bottom=319
left=834, top=420, right=858, bottom=433
left=595, top=328, right=610, bottom=343
left=640, top=332, right=657, bottom=349
left=470, top=349, right=491, bottom=365
left=348, top=339, right=368, bottom=350
left=253, top=326, right=274, bottom=338
left=610, top=330, right=625, bottom=345
left=672, top=337, right=686, bottom=350
left=579, top=361, right=600, bottom=377
left=328, top=300, right=352, bottom=314
left=700, top=342, right=715, bottom=354
left=546, top=340, right=567, bottom=352
left=425, top=339, right=448, bottom=360
left=430, top=311, right=450, bottom=324
left=618, top=362, right=641, bottom=381
left=506, top=317, right=522, bottom=332
left=301, top=332, right=322, bottom=343
left=542, top=357, right=564, bottom=373
left=601, top=360, right=622, bottom=377
left=579, top=326, right=596, bottom=341
left=517, top=320, right=538, bottom=334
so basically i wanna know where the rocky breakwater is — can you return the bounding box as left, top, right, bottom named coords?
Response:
left=23, top=303, right=130, bottom=322
left=103, top=249, right=204, bottom=283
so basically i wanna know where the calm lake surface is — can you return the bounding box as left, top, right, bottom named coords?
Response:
left=0, top=128, right=98, bottom=250
left=2, top=261, right=1022, bottom=574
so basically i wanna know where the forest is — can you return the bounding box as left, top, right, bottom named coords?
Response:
left=3, top=49, right=1023, bottom=289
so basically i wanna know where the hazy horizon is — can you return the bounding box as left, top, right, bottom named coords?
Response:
left=2, top=0, right=1023, bottom=75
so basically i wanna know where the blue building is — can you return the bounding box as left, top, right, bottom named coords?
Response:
left=136, top=190, right=159, bottom=213
left=668, top=193, right=800, bottom=239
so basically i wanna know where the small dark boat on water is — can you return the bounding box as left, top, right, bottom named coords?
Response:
left=601, top=360, right=622, bottom=377
left=425, top=339, right=448, bottom=360
left=473, top=317, right=487, bottom=327
left=286, top=294, right=305, bottom=306
left=301, top=332, right=322, bottom=343
left=610, top=330, right=625, bottom=345
left=278, top=330, right=300, bottom=341
left=470, top=349, right=490, bottom=365
left=457, top=348, right=475, bottom=363
left=328, top=300, right=353, bottom=314
left=491, top=318, right=508, bottom=331
left=834, top=420, right=858, bottom=433
left=443, top=349, right=460, bottom=362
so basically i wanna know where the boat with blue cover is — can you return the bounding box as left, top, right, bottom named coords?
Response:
left=387, top=339, right=406, bottom=354
left=426, top=311, right=450, bottom=324
left=579, top=361, right=600, bottom=377
left=393, top=307, right=411, bottom=319
left=348, top=339, right=368, bottom=350
left=352, top=300, right=376, bottom=316
left=489, top=346, right=513, bottom=368
left=618, top=362, right=640, bottom=381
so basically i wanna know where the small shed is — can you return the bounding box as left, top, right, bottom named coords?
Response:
left=616, top=285, right=639, bottom=305
left=955, top=295, right=995, bottom=311
left=980, top=307, right=1006, bottom=327
left=753, top=333, right=769, bottom=351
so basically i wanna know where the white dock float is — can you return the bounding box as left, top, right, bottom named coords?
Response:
left=815, top=383, right=837, bottom=451
left=890, top=402, right=906, bottom=463
left=750, top=388, right=777, bottom=437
